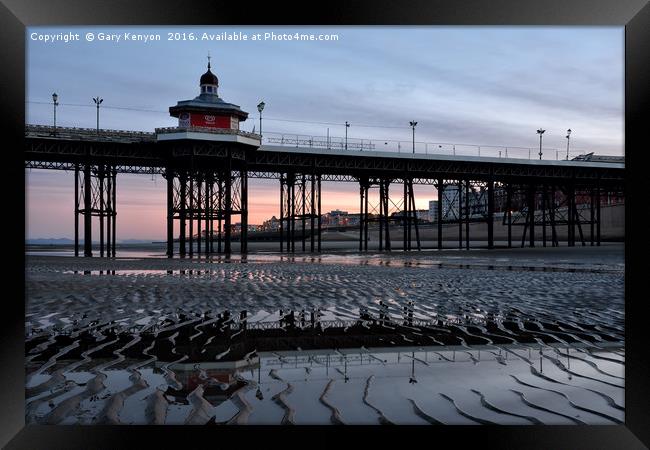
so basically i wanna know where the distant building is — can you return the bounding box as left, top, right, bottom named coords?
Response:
left=262, top=215, right=280, bottom=231
left=428, top=200, right=438, bottom=222
left=323, top=209, right=349, bottom=227
left=416, top=209, right=430, bottom=222
left=345, top=213, right=362, bottom=226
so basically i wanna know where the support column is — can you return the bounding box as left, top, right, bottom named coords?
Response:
left=590, top=186, right=595, bottom=246
left=279, top=175, right=284, bottom=253
left=465, top=180, right=470, bottom=250
left=596, top=181, right=601, bottom=246
left=290, top=175, right=296, bottom=253
left=384, top=180, right=391, bottom=251
left=241, top=168, right=248, bottom=254
left=209, top=175, right=215, bottom=254
left=218, top=177, right=223, bottom=254
left=166, top=169, right=174, bottom=257
left=487, top=178, right=494, bottom=249
left=409, top=179, right=420, bottom=251
left=359, top=182, right=365, bottom=252
left=458, top=180, right=463, bottom=249
left=506, top=184, right=512, bottom=248
left=548, top=186, right=558, bottom=247
left=206, top=174, right=211, bottom=254
left=408, top=181, right=413, bottom=250
left=83, top=164, right=92, bottom=257
left=437, top=179, right=443, bottom=250
left=541, top=184, right=547, bottom=247
left=568, top=182, right=575, bottom=247
left=317, top=175, right=322, bottom=252
left=179, top=172, right=187, bottom=257
left=224, top=169, right=233, bottom=255
left=364, top=183, right=369, bottom=251
left=301, top=174, right=306, bottom=252
left=310, top=173, right=316, bottom=252
left=403, top=179, right=408, bottom=251
left=379, top=182, right=383, bottom=252
left=189, top=174, right=194, bottom=257
left=575, top=192, right=586, bottom=246
left=106, top=166, right=111, bottom=257
left=528, top=183, right=535, bottom=248
left=197, top=174, right=202, bottom=256
left=111, top=169, right=116, bottom=257
left=74, top=164, right=79, bottom=257
left=99, top=166, right=105, bottom=258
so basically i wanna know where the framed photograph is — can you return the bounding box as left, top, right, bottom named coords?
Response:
left=2, top=0, right=648, bottom=448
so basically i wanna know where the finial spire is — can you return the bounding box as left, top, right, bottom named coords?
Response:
left=207, top=52, right=211, bottom=70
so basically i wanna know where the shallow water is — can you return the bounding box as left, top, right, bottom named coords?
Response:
left=25, top=345, right=624, bottom=425
left=25, top=251, right=625, bottom=425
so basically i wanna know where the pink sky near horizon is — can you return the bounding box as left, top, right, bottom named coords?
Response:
left=26, top=171, right=435, bottom=240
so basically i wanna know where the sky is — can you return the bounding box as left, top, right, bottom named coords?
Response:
left=25, top=26, right=624, bottom=241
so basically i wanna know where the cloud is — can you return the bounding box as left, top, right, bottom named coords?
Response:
left=25, top=26, right=623, bottom=239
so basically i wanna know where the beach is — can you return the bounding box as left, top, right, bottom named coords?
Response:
left=25, top=245, right=624, bottom=425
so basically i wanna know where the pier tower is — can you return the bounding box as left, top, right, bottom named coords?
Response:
left=158, top=56, right=261, bottom=257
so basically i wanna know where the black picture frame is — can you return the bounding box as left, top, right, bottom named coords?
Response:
left=2, top=0, right=648, bottom=448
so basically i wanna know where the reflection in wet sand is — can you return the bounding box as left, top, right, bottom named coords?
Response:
left=25, top=252, right=624, bottom=425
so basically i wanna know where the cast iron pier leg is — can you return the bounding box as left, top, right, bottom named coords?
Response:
left=83, top=164, right=92, bottom=257
left=74, top=164, right=79, bottom=257
left=437, top=179, right=443, bottom=250
left=458, top=180, right=463, bottom=249
left=241, top=168, right=248, bottom=254
left=279, top=175, right=284, bottom=253
left=465, top=180, right=470, bottom=250
left=224, top=166, right=232, bottom=255
left=487, top=178, right=494, bottom=249
left=166, top=169, right=174, bottom=257
left=111, top=169, right=116, bottom=257
left=317, top=175, right=322, bottom=252
left=99, top=166, right=104, bottom=258
left=528, top=183, right=535, bottom=248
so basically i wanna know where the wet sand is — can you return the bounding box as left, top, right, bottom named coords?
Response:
left=25, top=245, right=624, bottom=425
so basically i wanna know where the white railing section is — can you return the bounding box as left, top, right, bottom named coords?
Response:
left=259, top=131, right=602, bottom=161
left=155, top=126, right=261, bottom=140
left=26, top=124, right=621, bottom=162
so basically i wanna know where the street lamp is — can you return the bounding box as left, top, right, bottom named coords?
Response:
left=536, top=128, right=545, bottom=160
left=345, top=121, right=350, bottom=150
left=52, top=92, right=59, bottom=136
left=93, top=96, right=103, bottom=134
left=257, top=101, right=265, bottom=138
left=409, top=121, right=418, bottom=154
left=565, top=128, right=572, bottom=160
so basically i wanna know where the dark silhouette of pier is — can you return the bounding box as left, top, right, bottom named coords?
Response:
left=25, top=124, right=624, bottom=257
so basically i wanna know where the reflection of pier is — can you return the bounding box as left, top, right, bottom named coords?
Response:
left=27, top=305, right=623, bottom=367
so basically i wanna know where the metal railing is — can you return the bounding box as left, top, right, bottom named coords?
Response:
left=26, top=124, right=156, bottom=143
left=26, top=124, right=621, bottom=163
left=155, top=126, right=261, bottom=140
left=260, top=131, right=613, bottom=162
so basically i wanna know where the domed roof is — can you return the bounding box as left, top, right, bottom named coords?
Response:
left=200, top=61, right=218, bottom=86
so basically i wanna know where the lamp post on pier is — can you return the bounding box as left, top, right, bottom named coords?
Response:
left=409, top=121, right=418, bottom=154
left=345, top=121, right=350, bottom=150
left=257, top=101, right=265, bottom=138
left=536, top=128, right=545, bottom=160
left=51, top=92, right=59, bottom=136
left=93, top=96, right=103, bottom=134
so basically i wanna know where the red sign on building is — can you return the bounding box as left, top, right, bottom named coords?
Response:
left=189, top=113, right=233, bottom=129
